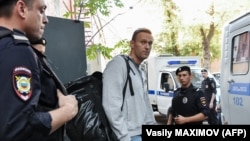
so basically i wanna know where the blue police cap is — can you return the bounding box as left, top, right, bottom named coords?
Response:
left=175, top=66, right=191, bottom=75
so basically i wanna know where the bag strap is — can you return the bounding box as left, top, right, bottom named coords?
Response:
left=121, top=55, right=134, bottom=111
left=41, top=57, right=68, bottom=95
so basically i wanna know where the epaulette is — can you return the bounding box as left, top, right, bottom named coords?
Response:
left=174, top=88, right=181, bottom=93
left=192, top=87, right=200, bottom=93
left=209, top=78, right=214, bottom=81
left=196, top=88, right=200, bottom=92
left=12, top=29, right=30, bottom=45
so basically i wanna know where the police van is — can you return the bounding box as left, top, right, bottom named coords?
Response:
left=220, top=12, right=250, bottom=124
left=145, top=55, right=221, bottom=116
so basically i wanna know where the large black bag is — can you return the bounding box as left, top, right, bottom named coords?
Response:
left=65, top=71, right=118, bottom=141
left=64, top=55, right=134, bottom=141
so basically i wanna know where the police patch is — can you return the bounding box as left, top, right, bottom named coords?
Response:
left=13, top=67, right=32, bottom=101
left=200, top=97, right=207, bottom=106
left=211, top=83, right=215, bottom=88
left=182, top=97, right=188, bottom=104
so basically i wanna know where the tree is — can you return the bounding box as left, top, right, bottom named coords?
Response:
left=199, top=4, right=216, bottom=70
left=153, top=0, right=181, bottom=56
left=153, top=0, right=249, bottom=70
left=63, top=0, right=124, bottom=60
left=112, top=39, right=130, bottom=55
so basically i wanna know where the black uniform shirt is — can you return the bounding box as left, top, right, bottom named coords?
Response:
left=201, top=77, right=217, bottom=102
left=171, top=84, right=209, bottom=125
left=0, top=27, right=51, bottom=141
left=32, top=48, right=65, bottom=141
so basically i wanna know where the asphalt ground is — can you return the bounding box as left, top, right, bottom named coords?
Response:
left=154, top=112, right=167, bottom=125
left=154, top=112, right=209, bottom=125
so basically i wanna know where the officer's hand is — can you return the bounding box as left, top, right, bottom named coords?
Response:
left=215, top=103, right=221, bottom=112
left=174, top=115, right=186, bottom=125
left=57, top=89, right=78, bottom=120
left=209, top=102, right=213, bottom=109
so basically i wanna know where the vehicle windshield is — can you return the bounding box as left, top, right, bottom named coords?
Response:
left=171, top=69, right=220, bottom=88
left=212, top=73, right=220, bottom=84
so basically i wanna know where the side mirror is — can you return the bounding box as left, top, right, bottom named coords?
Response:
left=164, top=82, right=170, bottom=92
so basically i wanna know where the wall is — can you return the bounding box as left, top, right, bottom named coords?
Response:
left=211, top=59, right=221, bottom=73
left=45, top=0, right=67, bottom=17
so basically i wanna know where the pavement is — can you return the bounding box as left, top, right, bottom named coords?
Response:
left=154, top=111, right=209, bottom=125
left=154, top=112, right=167, bottom=125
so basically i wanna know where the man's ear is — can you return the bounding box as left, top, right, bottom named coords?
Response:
left=16, top=1, right=28, bottom=19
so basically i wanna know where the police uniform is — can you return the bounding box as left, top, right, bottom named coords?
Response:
left=0, top=27, right=60, bottom=141
left=32, top=42, right=65, bottom=141
left=171, top=84, right=209, bottom=125
left=201, top=71, right=218, bottom=125
left=169, top=66, right=209, bottom=125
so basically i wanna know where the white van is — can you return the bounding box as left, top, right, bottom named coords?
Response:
left=220, top=12, right=250, bottom=124
left=145, top=56, right=221, bottom=116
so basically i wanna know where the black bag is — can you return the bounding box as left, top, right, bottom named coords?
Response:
left=65, top=71, right=118, bottom=141
left=65, top=55, right=134, bottom=141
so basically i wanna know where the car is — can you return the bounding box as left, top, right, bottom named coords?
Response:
left=212, top=72, right=220, bottom=84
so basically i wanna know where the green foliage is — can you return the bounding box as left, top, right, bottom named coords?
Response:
left=64, top=0, right=124, bottom=18
left=154, top=0, right=250, bottom=70
left=209, top=28, right=221, bottom=61
left=63, top=0, right=124, bottom=60
left=178, top=25, right=203, bottom=56
left=153, top=0, right=181, bottom=56
left=153, top=0, right=226, bottom=62
left=86, top=44, right=113, bottom=60
left=113, top=39, right=130, bottom=55
left=84, top=22, right=91, bottom=28
left=63, top=11, right=77, bottom=18
left=180, top=43, right=203, bottom=56
left=86, top=39, right=130, bottom=60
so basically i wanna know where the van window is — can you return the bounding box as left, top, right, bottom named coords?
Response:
left=160, top=73, right=174, bottom=90
left=232, top=32, right=250, bottom=74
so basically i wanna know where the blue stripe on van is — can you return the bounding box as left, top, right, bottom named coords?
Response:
left=229, top=83, right=250, bottom=96
left=157, top=91, right=174, bottom=97
left=148, top=90, right=155, bottom=95
left=148, top=89, right=174, bottom=97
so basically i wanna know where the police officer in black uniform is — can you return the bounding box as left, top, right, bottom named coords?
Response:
left=201, top=69, right=218, bottom=125
left=31, top=38, right=69, bottom=141
left=167, top=66, right=209, bottom=125
left=0, top=1, right=78, bottom=141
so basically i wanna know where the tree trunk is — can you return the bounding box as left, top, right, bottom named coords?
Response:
left=200, top=21, right=215, bottom=70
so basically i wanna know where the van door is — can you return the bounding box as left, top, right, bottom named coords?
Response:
left=156, top=72, right=176, bottom=115
left=226, top=28, right=250, bottom=124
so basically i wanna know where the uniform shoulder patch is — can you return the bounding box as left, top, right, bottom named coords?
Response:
left=12, top=67, right=32, bottom=101
left=200, top=97, right=207, bottom=106
left=192, top=87, right=199, bottom=93
left=12, top=29, right=30, bottom=45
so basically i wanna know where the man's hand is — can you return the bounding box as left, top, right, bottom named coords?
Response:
left=174, top=115, right=186, bottom=125
left=57, top=89, right=78, bottom=120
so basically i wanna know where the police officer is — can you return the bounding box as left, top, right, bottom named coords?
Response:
left=0, top=1, right=78, bottom=141
left=31, top=38, right=70, bottom=141
left=201, top=69, right=218, bottom=125
left=167, top=66, right=209, bottom=125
